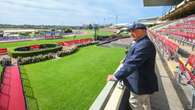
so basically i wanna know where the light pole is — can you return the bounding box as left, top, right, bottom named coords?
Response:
left=115, top=15, right=118, bottom=24
left=103, top=18, right=106, bottom=26
left=93, top=24, right=98, bottom=40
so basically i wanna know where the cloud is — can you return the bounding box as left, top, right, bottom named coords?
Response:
left=0, top=0, right=165, bottom=25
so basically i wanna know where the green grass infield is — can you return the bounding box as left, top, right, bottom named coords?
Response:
left=21, top=46, right=125, bottom=110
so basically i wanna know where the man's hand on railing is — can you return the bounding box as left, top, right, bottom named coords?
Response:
left=120, top=59, right=124, bottom=64
left=107, top=74, right=117, bottom=81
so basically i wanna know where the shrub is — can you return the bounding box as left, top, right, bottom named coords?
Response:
left=10, top=44, right=62, bottom=58
left=64, top=28, right=73, bottom=33
left=77, top=42, right=98, bottom=47
left=18, top=53, right=57, bottom=65
left=57, top=46, right=78, bottom=57
left=16, top=42, right=97, bottom=65
left=17, top=46, right=78, bottom=65
left=0, top=57, right=12, bottom=66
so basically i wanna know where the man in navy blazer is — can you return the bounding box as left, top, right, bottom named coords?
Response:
left=107, top=23, right=158, bottom=110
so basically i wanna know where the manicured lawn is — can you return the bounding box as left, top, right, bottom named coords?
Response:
left=21, top=46, right=125, bottom=110
left=97, top=29, right=113, bottom=36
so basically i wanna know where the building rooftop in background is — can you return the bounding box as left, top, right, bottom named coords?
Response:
left=137, top=17, right=165, bottom=25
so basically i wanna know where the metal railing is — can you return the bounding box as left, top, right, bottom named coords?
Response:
left=89, top=64, right=128, bottom=110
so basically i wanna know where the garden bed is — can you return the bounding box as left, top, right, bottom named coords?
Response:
left=10, top=44, right=63, bottom=58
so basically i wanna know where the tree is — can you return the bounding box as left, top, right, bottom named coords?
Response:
left=88, top=24, right=93, bottom=29
left=64, top=28, right=73, bottom=33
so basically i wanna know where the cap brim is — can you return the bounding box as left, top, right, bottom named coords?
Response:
left=127, top=25, right=134, bottom=31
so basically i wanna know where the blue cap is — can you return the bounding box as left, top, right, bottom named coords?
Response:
left=128, top=23, right=147, bottom=31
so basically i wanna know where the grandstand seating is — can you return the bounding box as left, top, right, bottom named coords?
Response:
left=153, top=14, right=195, bottom=51
left=150, top=24, right=195, bottom=107
left=0, top=65, right=26, bottom=110
left=0, top=48, right=8, bottom=55
left=148, top=30, right=179, bottom=60
left=149, top=14, right=195, bottom=109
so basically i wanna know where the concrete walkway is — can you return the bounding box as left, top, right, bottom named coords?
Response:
left=151, top=52, right=184, bottom=110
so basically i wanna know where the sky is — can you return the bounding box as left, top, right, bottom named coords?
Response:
left=0, top=0, right=170, bottom=25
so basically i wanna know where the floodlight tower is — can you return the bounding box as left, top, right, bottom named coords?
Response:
left=115, top=15, right=118, bottom=24
left=103, top=18, right=106, bottom=26
left=93, top=24, right=99, bottom=40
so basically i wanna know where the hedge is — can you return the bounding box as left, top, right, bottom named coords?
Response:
left=10, top=44, right=62, bottom=58
left=18, top=46, right=78, bottom=65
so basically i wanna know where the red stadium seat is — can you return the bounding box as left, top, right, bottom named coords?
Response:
left=176, top=59, right=195, bottom=87
left=187, top=54, right=195, bottom=68
left=148, top=30, right=179, bottom=60
left=164, top=39, right=179, bottom=53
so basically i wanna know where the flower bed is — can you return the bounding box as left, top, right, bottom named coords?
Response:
left=18, top=45, right=78, bottom=65
left=0, top=48, right=8, bottom=55
left=58, top=38, right=94, bottom=46
left=14, top=39, right=97, bottom=65
left=10, top=44, right=63, bottom=58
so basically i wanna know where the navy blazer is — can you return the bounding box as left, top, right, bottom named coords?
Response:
left=115, top=35, right=158, bottom=94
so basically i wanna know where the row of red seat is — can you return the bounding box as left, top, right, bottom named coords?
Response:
left=149, top=29, right=195, bottom=87
left=170, top=17, right=195, bottom=25
left=0, top=48, right=8, bottom=55
left=159, top=29, right=195, bottom=40
left=170, top=31, right=195, bottom=40
left=149, top=30, right=179, bottom=54
left=164, top=38, right=179, bottom=53
left=158, top=17, right=195, bottom=41
left=167, top=25, right=195, bottom=29
left=58, top=38, right=94, bottom=46
left=185, top=20, right=195, bottom=24
left=168, top=20, right=195, bottom=28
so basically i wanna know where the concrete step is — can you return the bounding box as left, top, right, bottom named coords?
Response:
left=155, top=52, right=184, bottom=110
